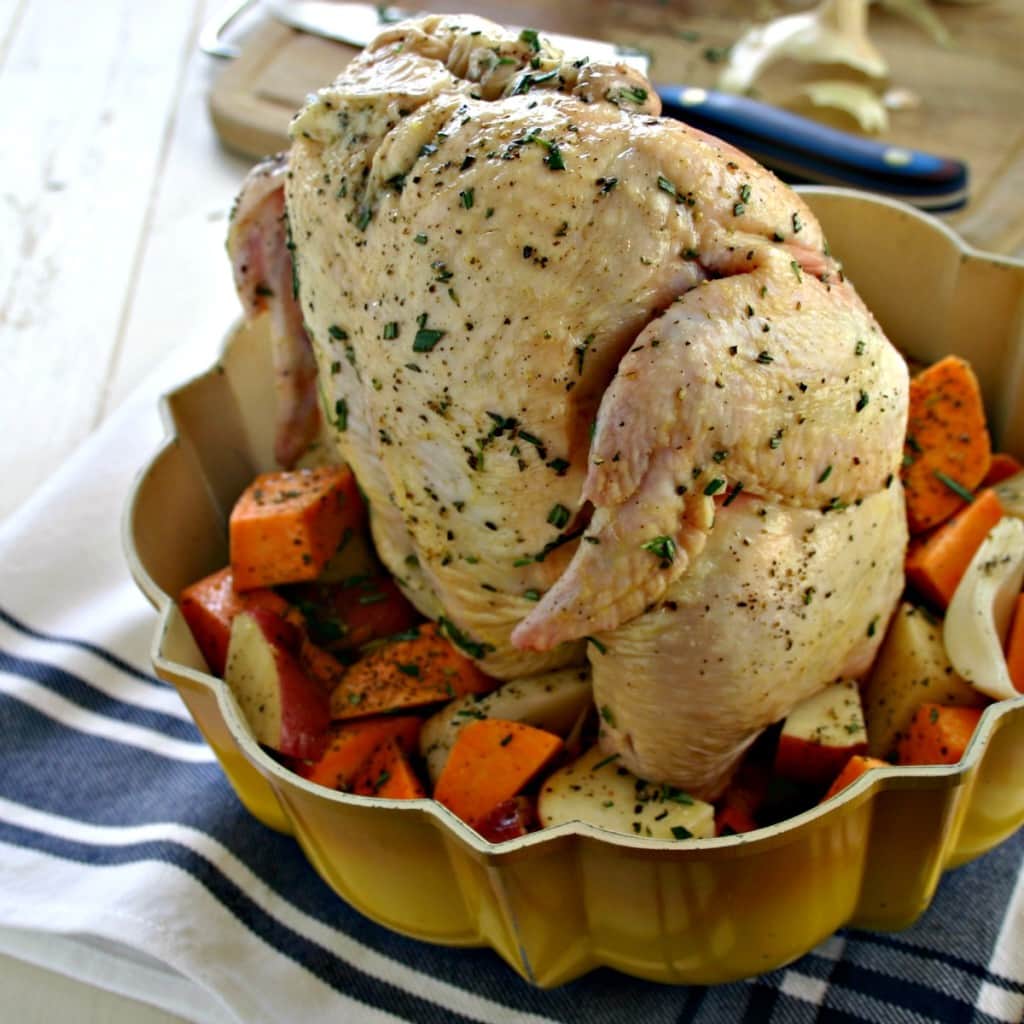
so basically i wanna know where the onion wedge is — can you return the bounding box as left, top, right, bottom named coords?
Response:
left=944, top=517, right=1024, bottom=701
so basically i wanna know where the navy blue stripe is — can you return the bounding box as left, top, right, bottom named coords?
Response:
left=0, top=647, right=199, bottom=741
left=0, top=818, right=478, bottom=1024
left=828, top=961, right=977, bottom=1022
left=674, top=986, right=707, bottom=1022
left=815, top=1010, right=877, bottom=1024
left=0, top=605, right=162, bottom=687
left=842, top=929, right=1024, bottom=995
left=741, top=981, right=780, bottom=1022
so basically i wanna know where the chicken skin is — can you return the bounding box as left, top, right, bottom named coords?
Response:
left=227, top=14, right=909, bottom=797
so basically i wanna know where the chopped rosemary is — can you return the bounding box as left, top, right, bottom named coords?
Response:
left=412, top=313, right=445, bottom=352
left=614, top=85, right=648, bottom=105
left=934, top=470, right=975, bottom=503
left=547, top=503, right=571, bottom=528
left=642, top=535, right=677, bottom=564
left=575, top=333, right=595, bottom=374
left=545, top=143, right=565, bottom=170
left=723, top=481, right=744, bottom=506
left=437, top=616, right=495, bottom=659
left=519, top=27, right=540, bottom=51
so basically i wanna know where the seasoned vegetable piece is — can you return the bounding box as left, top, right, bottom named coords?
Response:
left=821, top=755, right=889, bottom=802
left=230, top=466, right=364, bottom=590
left=303, top=715, right=422, bottom=789
left=981, top=453, right=1023, bottom=488
left=773, top=680, right=868, bottom=786
left=715, top=761, right=769, bottom=836
left=862, top=603, right=987, bottom=760
left=224, top=608, right=331, bottom=760
left=287, top=574, right=419, bottom=651
left=419, top=668, right=592, bottom=783
left=994, top=470, right=1024, bottom=519
left=296, top=635, right=347, bottom=694
left=179, top=566, right=290, bottom=676
left=314, top=530, right=379, bottom=584
left=474, top=796, right=537, bottom=843
left=328, top=622, right=495, bottom=719
left=944, top=516, right=1024, bottom=701
left=902, top=355, right=992, bottom=534
left=905, top=488, right=1004, bottom=609
left=538, top=745, right=715, bottom=840
left=434, top=719, right=563, bottom=831
left=350, top=739, right=427, bottom=799
left=896, top=703, right=984, bottom=765
left=1006, top=595, right=1024, bottom=694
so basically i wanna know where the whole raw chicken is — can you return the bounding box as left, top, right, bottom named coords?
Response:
left=228, top=15, right=908, bottom=799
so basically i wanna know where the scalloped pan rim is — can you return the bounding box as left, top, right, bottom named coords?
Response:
left=123, top=185, right=1024, bottom=862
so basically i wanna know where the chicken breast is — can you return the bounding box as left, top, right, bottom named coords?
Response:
left=227, top=14, right=909, bottom=795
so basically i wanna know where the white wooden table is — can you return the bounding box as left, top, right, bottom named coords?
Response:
left=2, top=0, right=246, bottom=1018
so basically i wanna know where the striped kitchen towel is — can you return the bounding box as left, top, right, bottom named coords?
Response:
left=1, top=348, right=1022, bottom=1024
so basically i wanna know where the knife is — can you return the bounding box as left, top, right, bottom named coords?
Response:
left=253, top=0, right=969, bottom=212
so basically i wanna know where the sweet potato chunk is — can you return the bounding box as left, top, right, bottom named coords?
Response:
left=230, top=466, right=363, bottom=590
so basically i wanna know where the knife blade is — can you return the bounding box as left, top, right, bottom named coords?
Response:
left=266, top=0, right=969, bottom=211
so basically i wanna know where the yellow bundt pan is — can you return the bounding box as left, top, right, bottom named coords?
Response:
left=125, top=188, right=1024, bottom=987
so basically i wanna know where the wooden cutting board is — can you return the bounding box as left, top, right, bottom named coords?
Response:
left=208, top=0, right=1024, bottom=256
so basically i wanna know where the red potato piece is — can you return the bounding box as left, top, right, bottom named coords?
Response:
left=981, top=453, right=1023, bottom=488
left=225, top=608, right=331, bottom=760
left=329, top=622, right=495, bottom=719
left=715, top=805, right=759, bottom=836
left=821, top=755, right=889, bottom=802
left=350, top=739, right=426, bottom=799
left=474, top=796, right=538, bottom=843
left=773, top=680, right=868, bottom=787
left=230, top=466, right=365, bottom=590
left=303, top=716, right=422, bottom=789
left=434, top=719, right=563, bottom=831
left=179, top=567, right=291, bottom=676
left=287, top=574, right=419, bottom=651
left=896, top=704, right=985, bottom=766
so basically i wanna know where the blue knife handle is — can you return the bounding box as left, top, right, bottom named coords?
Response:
left=655, top=84, right=968, bottom=212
